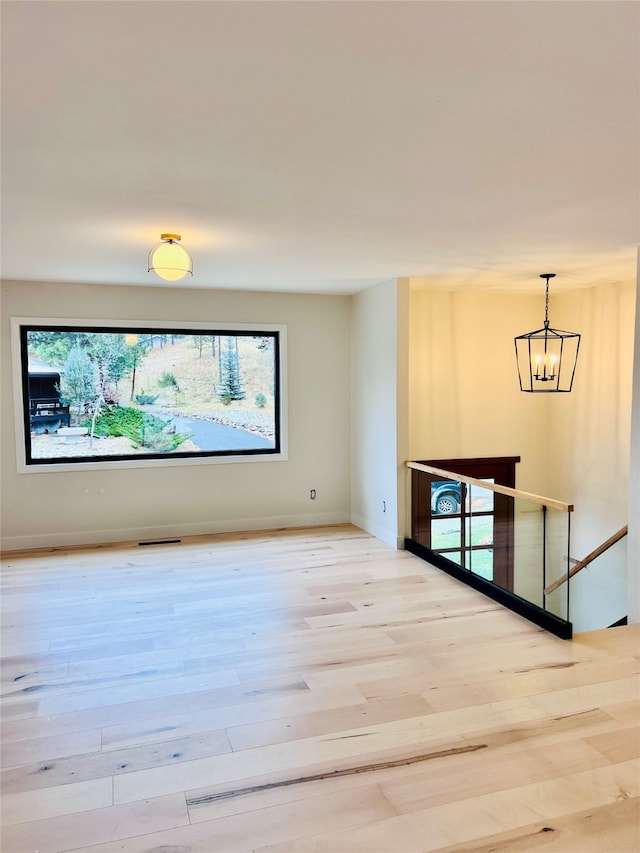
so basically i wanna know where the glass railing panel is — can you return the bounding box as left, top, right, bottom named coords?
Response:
left=510, top=497, right=543, bottom=605
left=408, top=462, right=574, bottom=636
left=431, top=515, right=462, bottom=551
left=467, top=481, right=494, bottom=513
left=467, top=547, right=493, bottom=581
left=569, top=535, right=627, bottom=632
left=411, top=470, right=464, bottom=555
left=542, top=507, right=572, bottom=620
left=467, top=480, right=495, bottom=582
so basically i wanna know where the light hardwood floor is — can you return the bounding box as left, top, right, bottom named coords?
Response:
left=1, top=524, right=638, bottom=853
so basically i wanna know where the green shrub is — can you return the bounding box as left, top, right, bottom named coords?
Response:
left=135, top=392, right=159, bottom=405
left=157, top=371, right=179, bottom=389
left=84, top=405, right=188, bottom=451
left=141, top=421, right=187, bottom=452
left=255, top=392, right=267, bottom=408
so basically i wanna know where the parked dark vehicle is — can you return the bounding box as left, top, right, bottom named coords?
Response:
left=431, top=481, right=462, bottom=515
left=28, top=359, right=70, bottom=434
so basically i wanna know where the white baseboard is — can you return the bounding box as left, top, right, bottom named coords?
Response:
left=0, top=511, right=351, bottom=553
left=349, top=512, right=400, bottom=550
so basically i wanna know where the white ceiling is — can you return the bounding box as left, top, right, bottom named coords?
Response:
left=1, top=1, right=638, bottom=294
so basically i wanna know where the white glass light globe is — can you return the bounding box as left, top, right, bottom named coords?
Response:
left=148, top=236, right=192, bottom=281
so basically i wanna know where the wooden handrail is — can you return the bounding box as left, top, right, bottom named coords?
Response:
left=406, top=461, right=573, bottom=513
left=544, top=526, right=628, bottom=595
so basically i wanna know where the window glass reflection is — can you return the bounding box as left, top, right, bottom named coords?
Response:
left=469, top=549, right=493, bottom=580
left=431, top=480, right=461, bottom=517
left=470, top=516, right=493, bottom=547
left=465, top=479, right=495, bottom=513
left=431, top=517, right=461, bottom=550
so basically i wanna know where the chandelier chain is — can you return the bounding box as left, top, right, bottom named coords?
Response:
left=541, top=273, right=554, bottom=329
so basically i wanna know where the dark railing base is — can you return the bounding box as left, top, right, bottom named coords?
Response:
left=405, top=538, right=573, bottom=640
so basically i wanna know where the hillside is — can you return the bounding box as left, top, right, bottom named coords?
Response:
left=120, top=335, right=276, bottom=438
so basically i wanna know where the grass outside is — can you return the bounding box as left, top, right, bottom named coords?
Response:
left=432, top=515, right=493, bottom=549
left=433, top=514, right=494, bottom=580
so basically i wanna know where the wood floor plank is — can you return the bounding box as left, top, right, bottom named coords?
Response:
left=586, top=725, right=640, bottom=763
left=0, top=661, right=69, bottom=688
left=101, top=685, right=367, bottom=752
left=0, top=699, right=40, bottom=721
left=62, top=786, right=395, bottom=853
left=0, top=727, right=102, bottom=769
left=188, top=784, right=395, bottom=843
left=1, top=777, right=112, bottom=827
left=420, top=657, right=640, bottom=713
left=0, top=792, right=189, bottom=853
left=1, top=661, right=188, bottom=703
left=602, top=699, right=640, bottom=726
left=183, top=629, right=398, bottom=677
left=255, top=761, right=640, bottom=853
left=2, top=729, right=232, bottom=794
left=0, top=638, right=156, bottom=674
left=226, top=693, right=432, bottom=752
left=379, top=737, right=612, bottom=814
left=528, top=676, right=640, bottom=717
left=0, top=674, right=312, bottom=743
left=62, top=639, right=244, bottom=679
left=426, top=797, right=640, bottom=853
left=34, top=666, right=241, bottom=716
left=253, top=810, right=442, bottom=853
left=301, top=654, right=436, bottom=689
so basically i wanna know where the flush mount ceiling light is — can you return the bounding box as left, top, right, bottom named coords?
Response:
left=514, top=273, right=581, bottom=393
left=148, top=234, right=193, bottom=281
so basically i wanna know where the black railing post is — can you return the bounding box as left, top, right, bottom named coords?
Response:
left=542, top=504, right=547, bottom=610
left=566, top=512, right=571, bottom=622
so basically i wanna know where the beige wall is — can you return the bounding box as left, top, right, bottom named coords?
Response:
left=547, top=281, right=636, bottom=550
left=549, top=280, right=636, bottom=628
left=1, top=280, right=352, bottom=550
left=351, top=278, right=409, bottom=548
left=409, top=288, right=549, bottom=492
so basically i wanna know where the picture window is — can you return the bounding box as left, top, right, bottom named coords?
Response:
left=16, top=322, right=284, bottom=468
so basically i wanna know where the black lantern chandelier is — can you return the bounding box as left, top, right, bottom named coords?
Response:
left=514, top=273, right=580, bottom=393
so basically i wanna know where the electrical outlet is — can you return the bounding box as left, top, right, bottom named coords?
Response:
left=310, top=489, right=316, bottom=500
left=382, top=500, right=387, bottom=513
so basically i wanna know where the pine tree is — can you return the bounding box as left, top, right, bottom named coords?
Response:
left=217, top=336, right=245, bottom=401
